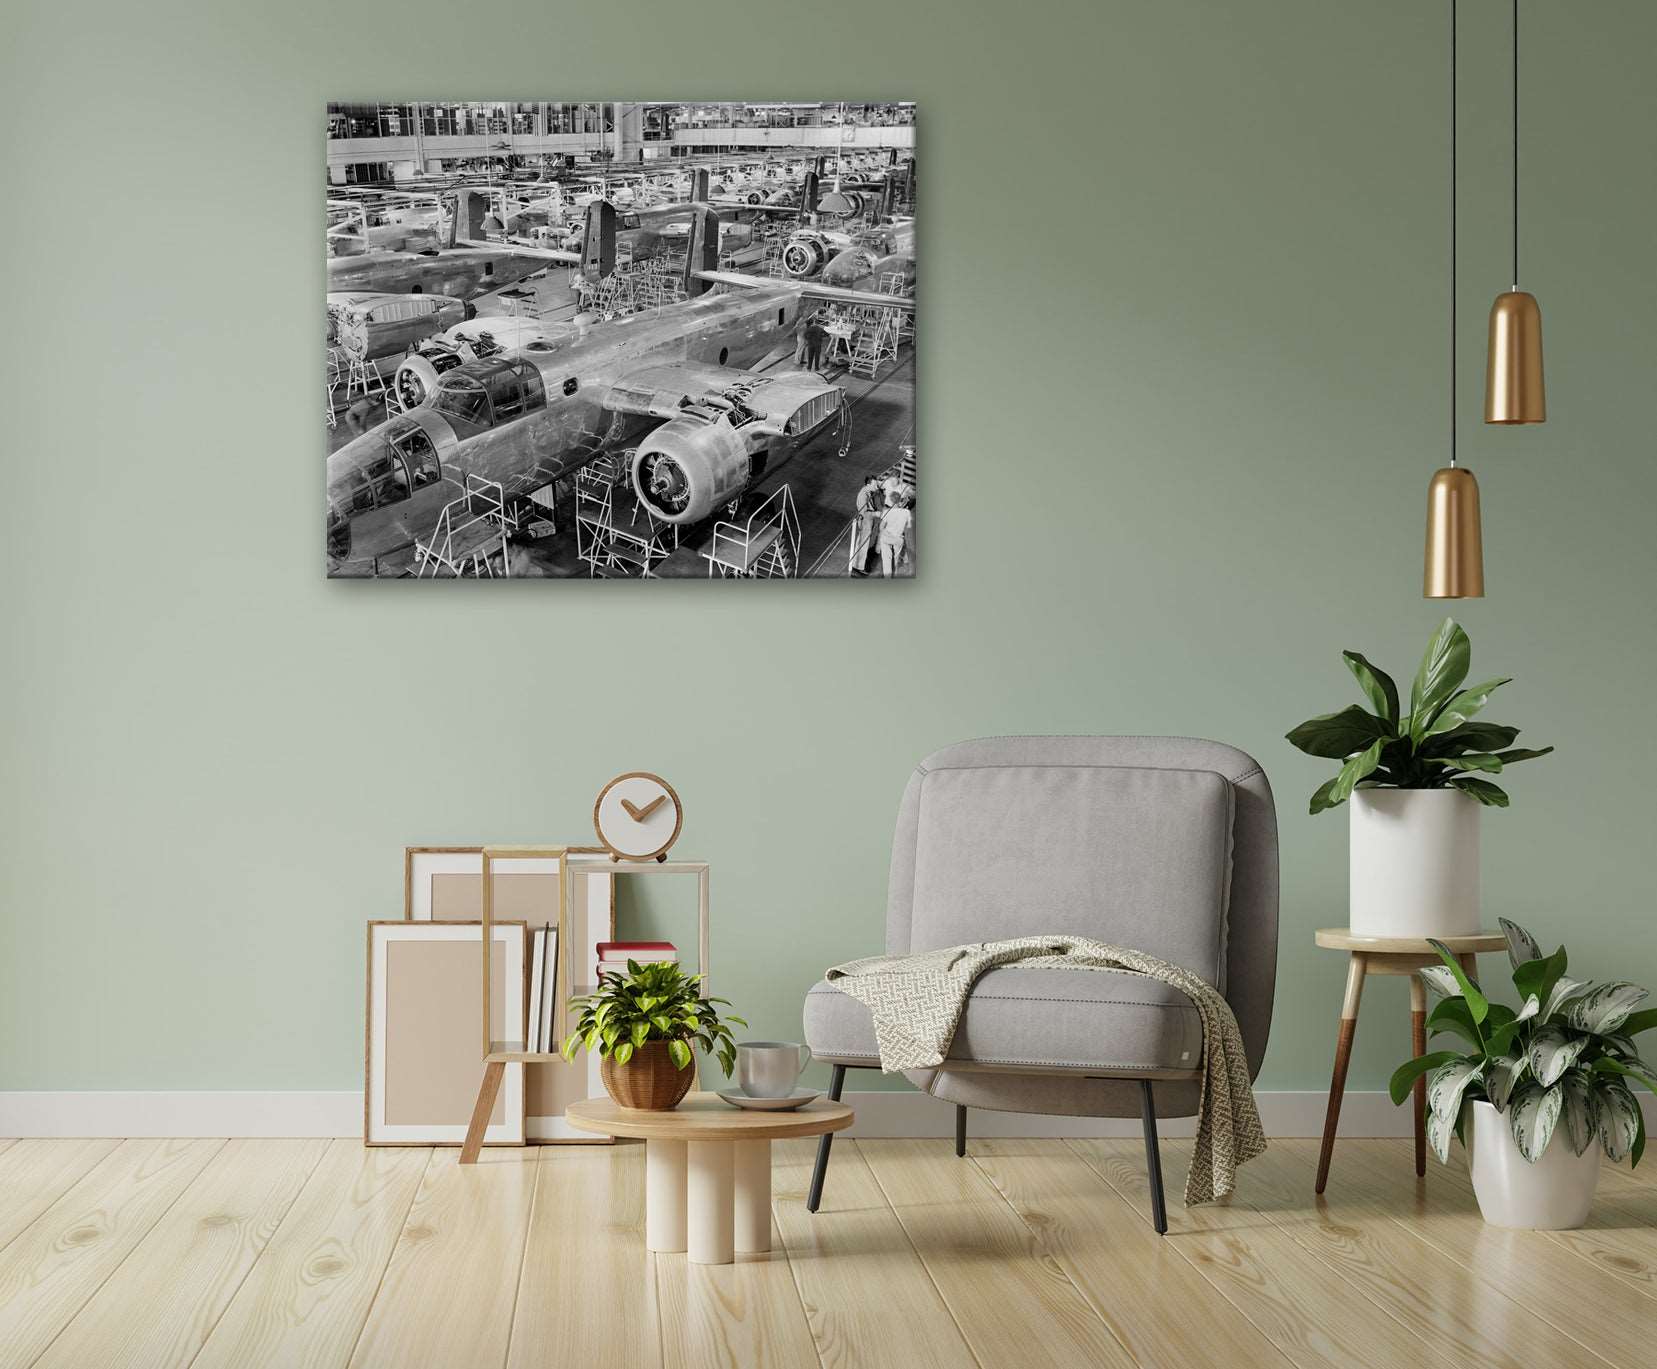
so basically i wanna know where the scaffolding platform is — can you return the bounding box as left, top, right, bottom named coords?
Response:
left=413, top=475, right=518, bottom=578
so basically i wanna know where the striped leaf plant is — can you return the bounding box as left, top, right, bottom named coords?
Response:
left=1390, top=919, right=1656, bottom=1167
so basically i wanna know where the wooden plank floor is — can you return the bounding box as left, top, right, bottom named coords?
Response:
left=0, top=1137, right=1651, bottom=1368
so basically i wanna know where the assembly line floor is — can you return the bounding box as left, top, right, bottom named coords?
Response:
left=327, top=267, right=916, bottom=579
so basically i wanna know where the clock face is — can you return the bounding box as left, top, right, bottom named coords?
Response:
left=594, top=772, right=682, bottom=861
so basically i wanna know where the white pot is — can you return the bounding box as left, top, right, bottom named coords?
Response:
left=1467, top=1100, right=1601, bottom=1228
left=1348, top=789, right=1479, bottom=938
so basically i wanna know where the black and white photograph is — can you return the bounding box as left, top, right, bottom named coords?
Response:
left=325, top=102, right=916, bottom=579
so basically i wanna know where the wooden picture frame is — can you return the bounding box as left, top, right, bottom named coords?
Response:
left=366, top=920, right=527, bottom=1146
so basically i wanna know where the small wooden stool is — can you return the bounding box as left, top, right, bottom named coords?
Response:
left=1313, top=927, right=1506, bottom=1194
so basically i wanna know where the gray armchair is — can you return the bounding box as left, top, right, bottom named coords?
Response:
left=802, top=736, right=1278, bottom=1233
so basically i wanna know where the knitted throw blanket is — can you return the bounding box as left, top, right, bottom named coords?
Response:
left=825, top=935, right=1265, bottom=1205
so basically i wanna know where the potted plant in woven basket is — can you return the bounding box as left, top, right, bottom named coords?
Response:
left=1390, top=919, right=1655, bottom=1229
left=562, top=959, right=745, bottom=1110
left=1285, top=618, right=1553, bottom=937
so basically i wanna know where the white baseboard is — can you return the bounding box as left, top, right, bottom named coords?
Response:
left=0, top=1088, right=1455, bottom=1140
left=6, top=1089, right=1649, bottom=1140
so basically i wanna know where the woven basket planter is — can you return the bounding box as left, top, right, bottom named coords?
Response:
left=601, top=1040, right=695, bottom=1110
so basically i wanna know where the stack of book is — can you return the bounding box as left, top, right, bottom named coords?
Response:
left=525, top=927, right=559, bottom=1053
left=595, top=941, right=677, bottom=983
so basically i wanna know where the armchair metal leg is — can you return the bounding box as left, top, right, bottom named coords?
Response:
left=1140, top=1079, right=1168, bottom=1235
left=955, top=1104, right=967, bottom=1157
left=806, top=1063, right=847, bottom=1213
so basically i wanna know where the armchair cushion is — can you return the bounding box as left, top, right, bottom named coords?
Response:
left=804, top=966, right=1203, bottom=1073
left=901, top=761, right=1236, bottom=989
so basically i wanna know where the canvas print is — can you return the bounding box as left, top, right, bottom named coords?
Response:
left=326, top=102, right=916, bottom=579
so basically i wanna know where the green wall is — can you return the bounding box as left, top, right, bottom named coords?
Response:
left=3, top=1, right=1654, bottom=1101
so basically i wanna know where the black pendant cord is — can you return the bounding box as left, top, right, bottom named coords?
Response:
left=1512, top=0, right=1520, bottom=290
left=1450, top=0, right=1458, bottom=468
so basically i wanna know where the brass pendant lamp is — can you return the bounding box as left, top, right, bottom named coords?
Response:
left=1426, top=0, right=1485, bottom=599
left=1485, top=0, right=1545, bottom=423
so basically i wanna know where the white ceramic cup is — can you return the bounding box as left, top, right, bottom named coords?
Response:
left=736, top=1041, right=812, bottom=1098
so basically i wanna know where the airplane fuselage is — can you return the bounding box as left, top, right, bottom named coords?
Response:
left=328, top=284, right=810, bottom=569
left=326, top=247, right=547, bottom=302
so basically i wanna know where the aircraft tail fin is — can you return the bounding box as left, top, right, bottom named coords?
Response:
left=582, top=199, right=617, bottom=281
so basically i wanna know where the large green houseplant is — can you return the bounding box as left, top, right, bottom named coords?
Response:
left=1389, top=919, right=1655, bottom=1228
left=562, top=959, right=745, bottom=1110
left=1285, top=618, right=1552, bottom=937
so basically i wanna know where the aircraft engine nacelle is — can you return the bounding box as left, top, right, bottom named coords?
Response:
left=393, top=345, right=469, bottom=410
left=632, top=416, right=754, bottom=526
left=780, top=229, right=850, bottom=279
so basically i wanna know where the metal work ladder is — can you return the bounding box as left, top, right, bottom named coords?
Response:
left=703, top=486, right=800, bottom=579
left=414, top=475, right=518, bottom=578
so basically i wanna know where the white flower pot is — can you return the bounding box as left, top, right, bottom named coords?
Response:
left=1467, top=1100, right=1601, bottom=1228
left=1348, top=789, right=1480, bottom=938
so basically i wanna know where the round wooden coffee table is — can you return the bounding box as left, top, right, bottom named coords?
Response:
left=565, top=1092, right=854, bottom=1264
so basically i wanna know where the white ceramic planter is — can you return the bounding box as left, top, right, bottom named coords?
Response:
left=1348, top=789, right=1480, bottom=937
left=1468, top=1100, right=1601, bottom=1229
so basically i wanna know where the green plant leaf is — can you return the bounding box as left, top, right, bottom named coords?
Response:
left=1427, top=753, right=1503, bottom=774
left=1408, top=619, right=1471, bottom=740
left=1343, top=650, right=1400, bottom=725
left=1425, top=997, right=1483, bottom=1049
left=1514, top=945, right=1568, bottom=1012
left=1421, top=722, right=1520, bottom=757
left=1492, top=746, right=1554, bottom=766
left=1634, top=1108, right=1648, bottom=1169
left=1510, top=1083, right=1563, bottom=1163
left=1328, top=739, right=1385, bottom=806
left=1423, top=678, right=1511, bottom=737
left=1286, top=705, right=1392, bottom=759
left=614, top=1040, right=635, bottom=1065
left=1545, top=978, right=1594, bottom=1025
left=1449, top=777, right=1510, bottom=807
left=1389, top=1050, right=1463, bottom=1105
left=1428, top=939, right=1489, bottom=1025
left=1618, top=1008, right=1657, bottom=1038
left=1591, top=1056, right=1657, bottom=1094
left=1527, top=1026, right=1590, bottom=1087
left=667, top=1039, right=692, bottom=1070
left=1426, top=1099, right=1459, bottom=1163
left=1307, top=777, right=1341, bottom=816
left=1598, top=1083, right=1640, bottom=1162
left=1428, top=1060, right=1484, bottom=1128
left=1497, top=918, right=1544, bottom=970
left=1566, top=982, right=1651, bottom=1036
left=1487, top=1053, right=1528, bottom=1111
left=1560, top=1073, right=1597, bottom=1155
left=1417, top=964, right=1463, bottom=998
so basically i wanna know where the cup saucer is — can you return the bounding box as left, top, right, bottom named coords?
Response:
left=716, top=1087, right=823, bottom=1112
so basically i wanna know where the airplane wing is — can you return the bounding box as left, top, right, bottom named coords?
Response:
left=454, top=237, right=582, bottom=265
left=602, top=361, right=844, bottom=440
left=692, top=270, right=915, bottom=313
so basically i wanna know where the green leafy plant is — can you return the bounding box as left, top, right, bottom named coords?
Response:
left=562, top=959, right=746, bottom=1077
left=1389, top=920, right=1656, bottom=1167
left=1285, top=617, right=1553, bottom=815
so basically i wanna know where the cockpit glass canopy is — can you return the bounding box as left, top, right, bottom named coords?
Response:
left=429, top=359, right=547, bottom=430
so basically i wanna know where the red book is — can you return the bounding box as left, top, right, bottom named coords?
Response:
left=597, top=941, right=676, bottom=958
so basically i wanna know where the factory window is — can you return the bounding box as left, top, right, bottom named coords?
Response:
left=718, top=347, right=729, bottom=365
left=483, top=263, right=494, bottom=278
left=778, top=309, right=786, bottom=326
